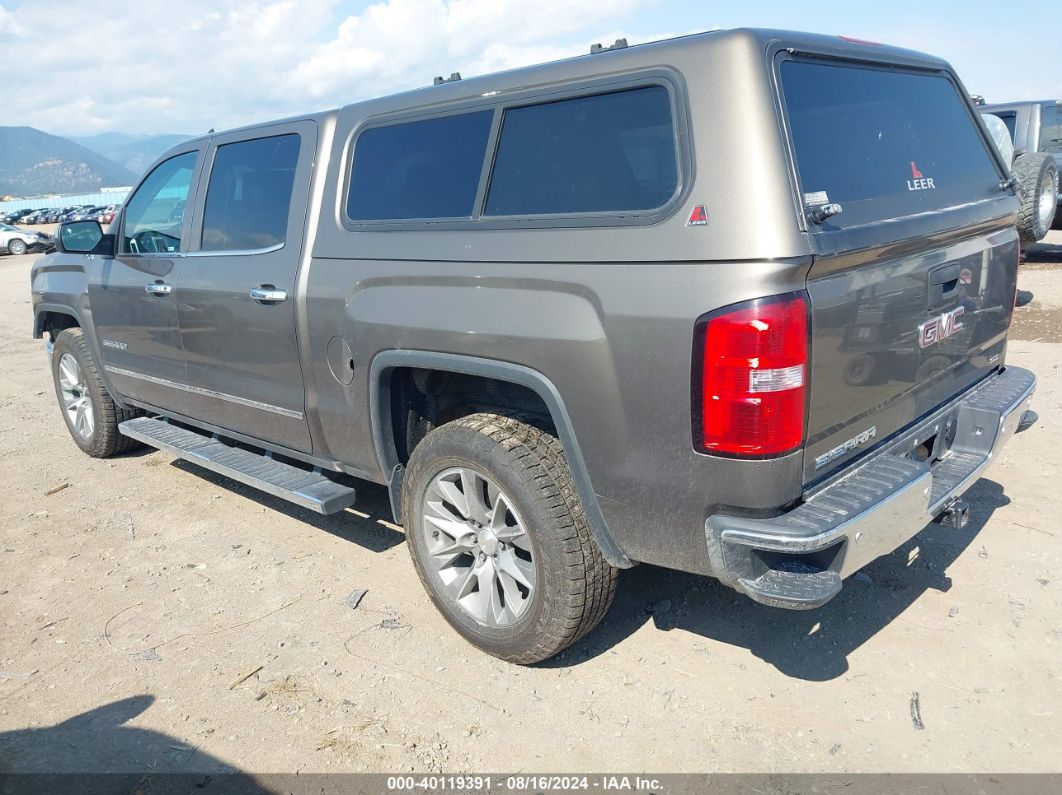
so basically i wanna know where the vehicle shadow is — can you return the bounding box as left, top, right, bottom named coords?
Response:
left=113, top=443, right=161, bottom=459
left=548, top=478, right=1011, bottom=681
left=167, top=459, right=404, bottom=553
left=0, top=695, right=270, bottom=793
left=161, top=450, right=1011, bottom=681
left=1025, top=241, right=1062, bottom=263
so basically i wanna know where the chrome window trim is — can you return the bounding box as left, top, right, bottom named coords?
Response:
left=184, top=242, right=285, bottom=258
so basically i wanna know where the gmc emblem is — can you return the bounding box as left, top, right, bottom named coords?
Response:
left=919, top=306, right=965, bottom=349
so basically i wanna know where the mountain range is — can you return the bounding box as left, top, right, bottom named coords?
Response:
left=70, top=132, right=193, bottom=176
left=0, top=127, right=190, bottom=197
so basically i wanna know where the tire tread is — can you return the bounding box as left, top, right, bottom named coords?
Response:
left=53, top=328, right=142, bottom=458
left=403, top=412, right=617, bottom=664
left=1012, top=152, right=1058, bottom=245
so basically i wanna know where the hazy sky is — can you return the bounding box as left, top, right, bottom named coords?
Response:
left=0, top=0, right=1058, bottom=137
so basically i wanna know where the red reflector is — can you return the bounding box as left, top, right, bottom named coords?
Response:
left=695, top=294, right=808, bottom=457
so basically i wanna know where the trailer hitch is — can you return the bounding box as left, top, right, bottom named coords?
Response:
left=935, top=498, right=970, bottom=529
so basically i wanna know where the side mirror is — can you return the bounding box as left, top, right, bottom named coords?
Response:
left=57, top=220, right=114, bottom=256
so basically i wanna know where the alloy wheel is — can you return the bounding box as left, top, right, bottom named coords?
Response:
left=421, top=466, right=536, bottom=627
left=1039, top=170, right=1057, bottom=230
left=58, top=353, right=94, bottom=439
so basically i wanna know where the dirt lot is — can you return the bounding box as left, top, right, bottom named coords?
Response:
left=1, top=231, right=1060, bottom=776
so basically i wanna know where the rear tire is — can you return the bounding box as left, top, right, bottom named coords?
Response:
left=402, top=413, right=618, bottom=664
left=1012, top=152, right=1058, bottom=246
left=50, top=328, right=143, bottom=458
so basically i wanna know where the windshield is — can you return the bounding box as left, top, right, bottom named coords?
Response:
left=781, top=60, right=1002, bottom=228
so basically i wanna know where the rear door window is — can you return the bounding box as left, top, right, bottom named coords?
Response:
left=780, top=60, right=1002, bottom=228
left=201, top=133, right=301, bottom=251
left=485, top=86, right=677, bottom=216
left=346, top=111, right=493, bottom=221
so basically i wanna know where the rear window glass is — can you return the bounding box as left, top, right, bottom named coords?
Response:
left=995, top=111, right=1018, bottom=142
left=781, top=61, right=1001, bottom=227
left=347, top=111, right=493, bottom=221
left=485, top=86, right=677, bottom=216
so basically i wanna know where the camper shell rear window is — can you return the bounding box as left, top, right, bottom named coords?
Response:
left=780, top=59, right=1003, bottom=229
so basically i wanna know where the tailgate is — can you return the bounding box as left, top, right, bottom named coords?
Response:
left=778, top=56, right=1019, bottom=484
left=804, top=228, right=1017, bottom=483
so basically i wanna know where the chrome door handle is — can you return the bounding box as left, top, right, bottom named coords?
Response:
left=249, top=286, right=287, bottom=304
left=145, top=282, right=173, bottom=296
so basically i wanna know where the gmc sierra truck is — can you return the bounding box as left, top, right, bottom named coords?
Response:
left=32, top=29, right=1037, bottom=663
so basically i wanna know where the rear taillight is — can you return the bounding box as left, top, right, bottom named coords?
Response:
left=694, top=293, right=809, bottom=457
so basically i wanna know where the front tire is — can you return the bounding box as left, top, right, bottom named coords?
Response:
left=8, top=238, right=27, bottom=255
left=402, top=413, right=617, bottom=664
left=50, top=328, right=142, bottom=458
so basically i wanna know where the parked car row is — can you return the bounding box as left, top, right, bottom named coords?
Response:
left=3, top=207, right=61, bottom=224
left=1, top=208, right=37, bottom=225
left=2, top=204, right=121, bottom=226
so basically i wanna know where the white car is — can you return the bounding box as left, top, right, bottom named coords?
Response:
left=0, top=223, right=46, bottom=255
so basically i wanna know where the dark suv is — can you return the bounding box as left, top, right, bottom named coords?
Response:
left=32, top=29, right=1037, bottom=663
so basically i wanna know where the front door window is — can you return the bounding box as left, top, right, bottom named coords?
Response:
left=120, top=152, right=198, bottom=254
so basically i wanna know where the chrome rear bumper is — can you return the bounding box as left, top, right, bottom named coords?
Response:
left=705, top=366, right=1037, bottom=609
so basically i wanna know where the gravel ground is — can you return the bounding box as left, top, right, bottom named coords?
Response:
left=0, top=230, right=1060, bottom=776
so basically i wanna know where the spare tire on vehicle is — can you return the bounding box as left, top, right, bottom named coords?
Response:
left=1012, top=151, right=1058, bottom=246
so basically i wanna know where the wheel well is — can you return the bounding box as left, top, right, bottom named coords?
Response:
left=388, top=367, right=553, bottom=465
left=37, top=310, right=79, bottom=340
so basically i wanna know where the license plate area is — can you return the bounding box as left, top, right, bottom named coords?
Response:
left=906, top=430, right=938, bottom=463
left=902, top=408, right=960, bottom=466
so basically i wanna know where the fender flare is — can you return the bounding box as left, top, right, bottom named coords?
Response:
left=33, top=301, right=131, bottom=409
left=368, top=349, right=632, bottom=568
